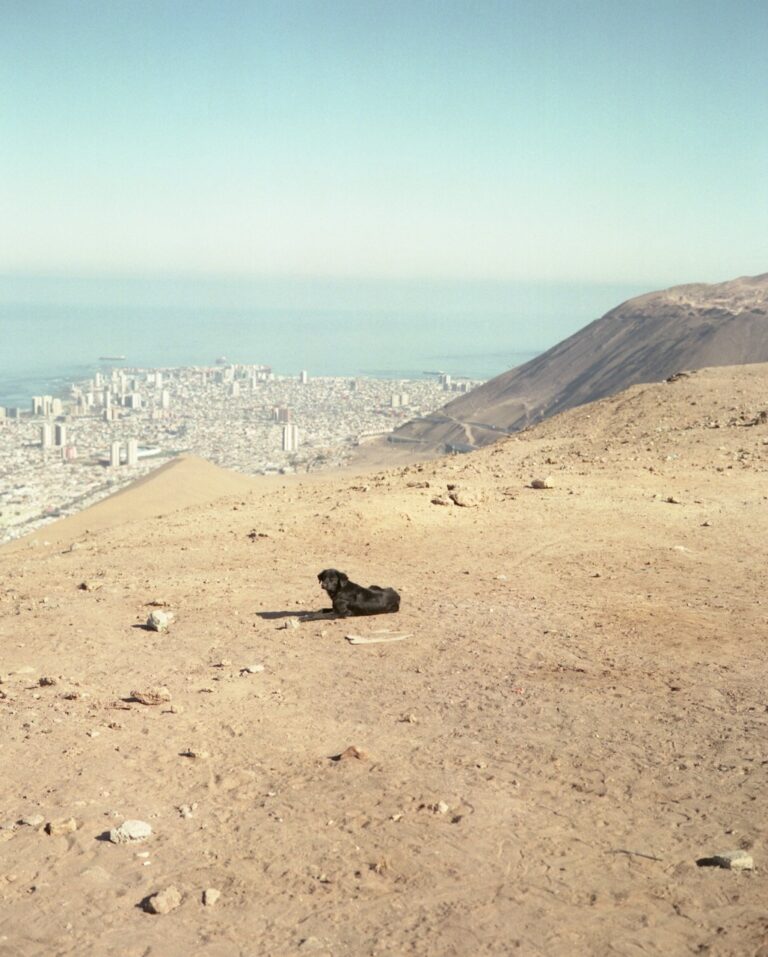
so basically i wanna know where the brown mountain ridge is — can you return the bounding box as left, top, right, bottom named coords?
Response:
left=387, top=271, right=768, bottom=454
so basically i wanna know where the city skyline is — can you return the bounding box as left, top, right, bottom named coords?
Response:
left=2, top=1, right=767, bottom=286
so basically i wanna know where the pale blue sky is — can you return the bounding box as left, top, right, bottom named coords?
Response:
left=1, top=0, right=767, bottom=285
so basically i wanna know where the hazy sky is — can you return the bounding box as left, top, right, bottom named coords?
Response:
left=2, top=0, right=767, bottom=285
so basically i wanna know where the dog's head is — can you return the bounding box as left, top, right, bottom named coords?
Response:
left=318, top=568, right=348, bottom=596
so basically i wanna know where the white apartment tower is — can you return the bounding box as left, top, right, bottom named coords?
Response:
left=281, top=424, right=299, bottom=452
left=126, top=439, right=139, bottom=467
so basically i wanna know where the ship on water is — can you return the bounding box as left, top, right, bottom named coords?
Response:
left=98, top=355, right=126, bottom=361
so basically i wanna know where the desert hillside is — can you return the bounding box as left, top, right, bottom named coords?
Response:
left=385, top=271, right=768, bottom=455
left=1, top=363, right=768, bottom=956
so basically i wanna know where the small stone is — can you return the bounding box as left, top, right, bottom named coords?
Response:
left=145, top=884, right=182, bottom=914
left=281, top=618, right=300, bottom=630
left=45, top=817, right=78, bottom=836
left=181, top=749, right=210, bottom=761
left=436, top=801, right=450, bottom=815
left=202, top=887, right=220, bottom=906
left=109, top=820, right=153, bottom=844
left=38, top=676, right=57, bottom=687
left=697, top=850, right=754, bottom=870
left=131, top=686, right=171, bottom=706
left=214, top=659, right=232, bottom=668
left=448, top=488, right=483, bottom=507
left=531, top=476, right=554, bottom=489
left=167, top=703, right=184, bottom=714
left=78, top=580, right=103, bottom=592
left=299, top=938, right=324, bottom=951
left=19, top=814, right=45, bottom=828
left=242, top=664, right=264, bottom=674
left=146, top=610, right=174, bottom=632
left=177, top=803, right=197, bottom=819
left=332, top=745, right=367, bottom=761
left=430, top=496, right=452, bottom=506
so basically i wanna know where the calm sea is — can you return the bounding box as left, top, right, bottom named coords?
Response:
left=0, top=277, right=649, bottom=407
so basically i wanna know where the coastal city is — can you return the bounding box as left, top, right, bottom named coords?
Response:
left=0, top=361, right=478, bottom=543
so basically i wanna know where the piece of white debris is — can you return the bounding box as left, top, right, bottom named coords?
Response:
left=346, top=632, right=412, bottom=645
left=108, top=820, right=153, bottom=844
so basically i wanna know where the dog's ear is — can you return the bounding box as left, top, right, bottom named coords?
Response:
left=338, top=572, right=349, bottom=586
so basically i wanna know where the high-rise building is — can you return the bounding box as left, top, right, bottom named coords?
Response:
left=32, top=396, right=43, bottom=415
left=273, top=407, right=292, bottom=423
left=54, top=423, right=67, bottom=446
left=161, top=389, right=171, bottom=410
left=51, top=397, right=63, bottom=416
left=282, top=424, right=299, bottom=452
left=230, top=382, right=240, bottom=398
left=40, top=423, right=53, bottom=449
left=299, top=370, right=309, bottom=384
left=110, top=441, right=121, bottom=467
left=127, top=439, right=139, bottom=466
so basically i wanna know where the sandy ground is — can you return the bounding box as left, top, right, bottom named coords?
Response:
left=1, top=363, right=767, bottom=957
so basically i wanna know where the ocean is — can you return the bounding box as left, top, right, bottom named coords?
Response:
left=0, top=277, right=649, bottom=407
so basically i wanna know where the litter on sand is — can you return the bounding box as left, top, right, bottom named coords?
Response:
left=345, top=632, right=412, bottom=645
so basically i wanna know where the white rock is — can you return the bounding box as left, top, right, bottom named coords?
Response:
left=146, top=610, right=174, bottom=632
left=242, top=664, right=264, bottom=674
left=202, top=887, right=221, bottom=906
left=108, top=820, right=153, bottom=844
left=19, top=814, right=45, bottom=828
left=145, top=884, right=182, bottom=914
left=710, top=850, right=754, bottom=871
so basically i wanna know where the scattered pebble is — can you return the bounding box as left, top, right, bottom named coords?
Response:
left=331, top=745, right=367, bottom=762
left=202, top=887, right=221, bottom=906
left=430, top=496, right=452, bottom=506
left=531, top=476, right=554, bottom=489
left=45, top=818, right=78, bottom=836
left=78, top=580, right=103, bottom=592
left=436, top=801, right=450, bottom=815
left=144, top=884, right=182, bottom=914
left=448, top=487, right=483, bottom=507
left=281, top=618, right=300, bottom=630
left=131, top=686, right=172, bottom=706
left=109, top=820, right=153, bottom=844
left=18, top=814, right=45, bottom=828
left=146, top=610, right=174, bottom=632
left=167, top=703, right=185, bottom=714
left=38, top=676, right=57, bottom=687
left=177, top=803, right=197, bottom=818
left=181, top=749, right=210, bottom=761
left=241, top=664, right=265, bottom=674
left=697, top=850, right=754, bottom=871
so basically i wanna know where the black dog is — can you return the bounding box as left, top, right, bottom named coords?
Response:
left=317, top=568, right=400, bottom=617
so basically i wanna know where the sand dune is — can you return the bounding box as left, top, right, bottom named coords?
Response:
left=1, top=363, right=767, bottom=956
left=19, top=454, right=261, bottom=545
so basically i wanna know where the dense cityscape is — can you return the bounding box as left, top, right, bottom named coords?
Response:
left=0, top=361, right=477, bottom=543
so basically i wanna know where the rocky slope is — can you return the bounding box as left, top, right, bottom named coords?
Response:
left=386, top=271, right=768, bottom=454
left=1, top=363, right=768, bottom=956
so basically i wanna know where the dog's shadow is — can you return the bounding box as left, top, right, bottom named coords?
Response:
left=257, top=610, right=335, bottom=621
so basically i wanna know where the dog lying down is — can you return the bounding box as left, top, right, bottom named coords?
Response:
left=318, top=568, right=400, bottom=617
